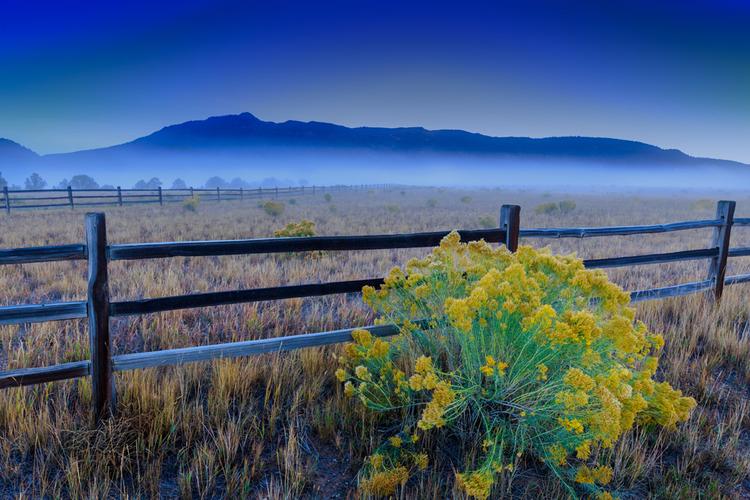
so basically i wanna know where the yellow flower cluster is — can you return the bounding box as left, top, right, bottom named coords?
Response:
left=418, top=380, right=456, bottom=430
left=273, top=219, right=316, bottom=237
left=480, top=355, right=508, bottom=378
left=337, top=232, right=695, bottom=498
left=575, top=464, right=613, bottom=485
left=359, top=466, right=409, bottom=496
left=455, top=470, right=494, bottom=500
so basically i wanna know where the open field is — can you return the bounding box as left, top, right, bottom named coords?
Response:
left=1, top=187, right=750, bottom=498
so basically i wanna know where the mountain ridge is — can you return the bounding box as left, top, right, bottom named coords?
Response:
left=1, top=113, right=748, bottom=188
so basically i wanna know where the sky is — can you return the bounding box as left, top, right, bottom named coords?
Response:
left=0, top=0, right=748, bottom=162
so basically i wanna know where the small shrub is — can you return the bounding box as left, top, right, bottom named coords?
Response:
left=337, top=233, right=695, bottom=499
left=400, top=191, right=406, bottom=196
left=535, top=202, right=559, bottom=215
left=182, top=195, right=200, bottom=212
left=324, top=193, right=332, bottom=203
left=274, top=220, right=316, bottom=238
left=478, top=215, right=496, bottom=229
left=329, top=204, right=337, bottom=213
left=288, top=198, right=297, bottom=205
left=262, top=200, right=285, bottom=217
left=460, top=196, right=472, bottom=204
left=558, top=199, right=577, bottom=214
left=426, top=199, right=437, bottom=208
left=386, top=205, right=400, bottom=213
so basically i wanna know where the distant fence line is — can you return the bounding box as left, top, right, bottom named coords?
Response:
left=0, top=184, right=393, bottom=213
left=1, top=201, right=749, bottom=424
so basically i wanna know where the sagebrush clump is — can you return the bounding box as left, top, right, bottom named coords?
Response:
left=337, top=232, right=696, bottom=498
left=261, top=200, right=285, bottom=217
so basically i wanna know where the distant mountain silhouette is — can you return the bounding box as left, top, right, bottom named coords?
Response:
left=43, top=112, right=745, bottom=166
left=0, top=138, right=39, bottom=164
left=1, top=112, right=747, bottom=188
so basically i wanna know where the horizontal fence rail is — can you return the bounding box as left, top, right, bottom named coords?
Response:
left=1, top=184, right=391, bottom=213
left=519, top=219, right=721, bottom=238
left=109, top=228, right=506, bottom=260
left=0, top=244, right=86, bottom=265
left=2, top=200, right=750, bottom=425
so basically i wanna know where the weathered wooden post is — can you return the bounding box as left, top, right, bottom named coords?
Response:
left=116, top=186, right=123, bottom=206
left=67, top=186, right=74, bottom=209
left=500, top=204, right=521, bottom=253
left=707, top=200, right=735, bottom=302
left=216, top=186, right=221, bottom=202
left=86, top=213, right=114, bottom=423
left=158, top=186, right=163, bottom=206
left=239, top=187, right=243, bottom=201
left=190, top=187, right=194, bottom=198
left=275, top=186, right=278, bottom=198
left=3, top=186, right=9, bottom=214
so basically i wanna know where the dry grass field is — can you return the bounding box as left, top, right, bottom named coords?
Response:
left=1, top=187, right=749, bottom=498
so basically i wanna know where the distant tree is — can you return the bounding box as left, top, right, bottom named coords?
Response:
left=134, top=177, right=162, bottom=189
left=171, top=178, right=187, bottom=189
left=0, top=171, right=7, bottom=189
left=298, top=178, right=310, bottom=186
left=101, top=184, right=115, bottom=190
left=55, top=179, right=70, bottom=189
left=24, top=173, right=47, bottom=190
left=70, top=174, right=99, bottom=189
left=205, top=176, right=229, bottom=189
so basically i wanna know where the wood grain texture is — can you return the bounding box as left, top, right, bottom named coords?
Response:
left=112, top=323, right=407, bottom=371
left=706, top=201, right=736, bottom=301
left=86, top=213, right=114, bottom=421
left=0, top=361, right=90, bottom=389
left=0, top=301, right=87, bottom=325
left=520, top=219, right=720, bottom=238
left=0, top=244, right=86, bottom=265
left=629, top=279, right=714, bottom=303
left=583, top=248, right=718, bottom=269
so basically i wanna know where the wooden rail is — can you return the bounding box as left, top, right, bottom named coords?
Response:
left=1, top=201, right=749, bottom=425
left=0, top=184, right=390, bottom=213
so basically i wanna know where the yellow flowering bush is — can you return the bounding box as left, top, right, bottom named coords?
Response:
left=273, top=219, right=316, bottom=237
left=337, top=232, right=695, bottom=498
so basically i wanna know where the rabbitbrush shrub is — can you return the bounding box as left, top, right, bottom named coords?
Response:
left=274, top=219, right=316, bottom=237
left=336, top=232, right=695, bottom=498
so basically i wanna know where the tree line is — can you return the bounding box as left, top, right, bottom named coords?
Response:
left=0, top=172, right=311, bottom=191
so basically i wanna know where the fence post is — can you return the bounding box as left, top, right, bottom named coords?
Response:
left=86, top=213, right=114, bottom=423
left=68, top=186, right=74, bottom=209
left=707, top=200, right=735, bottom=302
left=116, top=186, right=123, bottom=206
left=217, top=187, right=221, bottom=202
left=190, top=187, right=194, bottom=198
left=3, top=186, right=9, bottom=214
left=239, top=187, right=243, bottom=201
left=275, top=186, right=278, bottom=198
left=500, top=204, right=521, bottom=253
left=157, top=186, right=163, bottom=206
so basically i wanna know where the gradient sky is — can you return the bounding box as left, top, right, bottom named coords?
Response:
left=1, top=0, right=748, bottom=162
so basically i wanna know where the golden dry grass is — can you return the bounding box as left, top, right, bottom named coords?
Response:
left=1, top=187, right=749, bottom=498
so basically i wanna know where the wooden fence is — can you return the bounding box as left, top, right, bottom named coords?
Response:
left=1, top=201, right=749, bottom=423
left=0, top=184, right=390, bottom=213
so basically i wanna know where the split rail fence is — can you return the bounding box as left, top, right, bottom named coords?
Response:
left=1, top=201, right=749, bottom=423
left=1, top=184, right=390, bottom=213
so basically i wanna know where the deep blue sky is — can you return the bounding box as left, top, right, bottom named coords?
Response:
left=1, top=0, right=748, bottom=162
